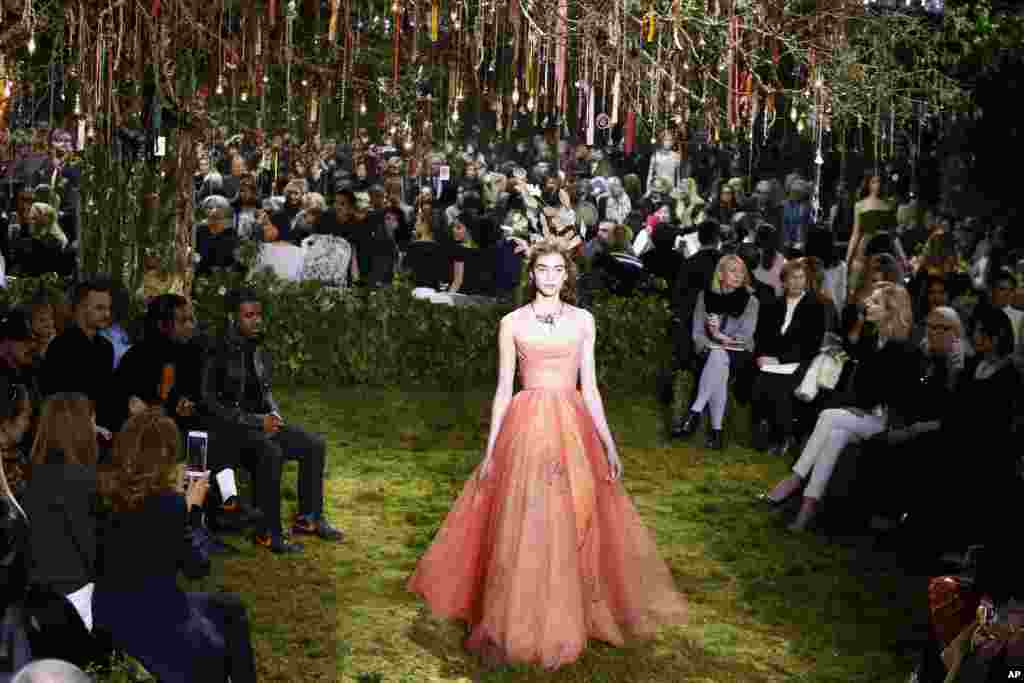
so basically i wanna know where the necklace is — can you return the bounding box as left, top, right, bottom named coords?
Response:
left=532, top=302, right=564, bottom=329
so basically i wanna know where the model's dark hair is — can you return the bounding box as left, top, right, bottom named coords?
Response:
left=697, top=220, right=720, bottom=247
left=524, top=239, right=578, bottom=305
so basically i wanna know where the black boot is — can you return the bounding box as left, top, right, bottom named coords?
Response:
left=706, top=429, right=724, bottom=450
left=677, top=410, right=701, bottom=438
left=752, top=420, right=771, bottom=452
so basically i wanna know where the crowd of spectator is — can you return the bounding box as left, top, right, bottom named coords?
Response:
left=3, top=123, right=1024, bottom=681
left=0, top=279, right=347, bottom=680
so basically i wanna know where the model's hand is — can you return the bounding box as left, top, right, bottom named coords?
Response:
left=606, top=446, right=623, bottom=481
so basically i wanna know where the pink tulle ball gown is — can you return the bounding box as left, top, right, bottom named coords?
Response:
left=407, top=329, right=687, bottom=670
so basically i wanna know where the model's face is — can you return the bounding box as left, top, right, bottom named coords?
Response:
left=926, top=311, right=958, bottom=356
left=784, top=267, right=808, bottom=298
left=721, top=261, right=744, bottom=291
left=870, top=175, right=881, bottom=195
left=237, top=302, right=263, bottom=338
left=532, top=252, right=568, bottom=297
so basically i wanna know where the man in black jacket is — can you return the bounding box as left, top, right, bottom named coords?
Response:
left=40, top=280, right=116, bottom=435
left=201, top=289, right=343, bottom=554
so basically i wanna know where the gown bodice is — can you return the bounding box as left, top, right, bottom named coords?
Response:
left=516, top=335, right=580, bottom=392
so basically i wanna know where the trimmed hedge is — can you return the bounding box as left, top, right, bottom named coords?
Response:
left=3, top=273, right=675, bottom=394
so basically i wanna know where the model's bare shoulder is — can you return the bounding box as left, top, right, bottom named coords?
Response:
left=500, top=307, right=527, bottom=330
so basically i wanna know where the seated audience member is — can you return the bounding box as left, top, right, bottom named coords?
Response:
left=593, top=224, right=647, bottom=297
left=805, top=227, right=847, bottom=319
left=404, top=214, right=450, bottom=295
left=255, top=214, right=305, bottom=282
left=290, top=192, right=327, bottom=245
left=675, top=255, right=760, bottom=450
left=583, top=221, right=613, bottom=263
left=856, top=306, right=964, bottom=532
left=842, top=253, right=903, bottom=349
left=671, top=220, right=723, bottom=354
left=137, top=249, right=187, bottom=304
left=40, top=281, right=117, bottom=434
left=271, top=180, right=305, bottom=239
left=25, top=297, right=57, bottom=361
left=21, top=394, right=104, bottom=668
left=11, top=659, right=92, bottom=683
left=94, top=413, right=257, bottom=683
left=987, top=266, right=1023, bottom=348
left=752, top=224, right=785, bottom=296
left=12, top=203, right=71, bottom=277
left=446, top=216, right=483, bottom=295
left=232, top=173, right=262, bottom=241
left=632, top=203, right=673, bottom=258
left=0, top=382, right=30, bottom=669
left=0, top=312, right=42, bottom=413
left=195, top=196, right=242, bottom=276
left=642, top=224, right=685, bottom=295
left=910, top=275, right=955, bottom=349
left=750, top=258, right=827, bottom=456
left=200, top=289, right=344, bottom=554
left=904, top=306, right=1021, bottom=556
left=760, top=282, right=918, bottom=532
left=98, top=285, right=133, bottom=370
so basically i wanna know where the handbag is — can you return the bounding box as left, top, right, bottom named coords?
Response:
left=21, top=496, right=102, bottom=669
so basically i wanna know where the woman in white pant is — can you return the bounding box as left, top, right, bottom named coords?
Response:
left=760, top=282, right=917, bottom=531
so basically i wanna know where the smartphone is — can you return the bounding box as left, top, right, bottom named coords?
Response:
left=185, top=431, right=209, bottom=480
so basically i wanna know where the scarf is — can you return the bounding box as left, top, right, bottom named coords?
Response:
left=704, top=285, right=750, bottom=319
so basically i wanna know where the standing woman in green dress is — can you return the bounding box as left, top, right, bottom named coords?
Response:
left=846, top=174, right=895, bottom=297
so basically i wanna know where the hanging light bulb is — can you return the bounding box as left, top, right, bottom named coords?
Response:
left=216, top=81, right=224, bottom=96
left=526, top=96, right=535, bottom=111
left=27, top=35, right=36, bottom=55
left=241, top=90, right=248, bottom=102
left=404, top=137, right=414, bottom=150
left=512, top=87, right=520, bottom=105
left=797, top=119, right=805, bottom=134
left=669, top=90, right=677, bottom=106
left=790, top=105, right=798, bottom=123
left=451, top=109, right=459, bottom=122
left=3, top=81, right=11, bottom=98
left=263, top=75, right=269, bottom=84
left=360, top=100, right=367, bottom=115
left=391, top=0, right=399, bottom=12
left=301, top=79, right=308, bottom=87
left=389, top=125, right=397, bottom=136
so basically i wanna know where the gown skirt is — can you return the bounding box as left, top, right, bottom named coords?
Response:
left=407, top=386, right=687, bottom=670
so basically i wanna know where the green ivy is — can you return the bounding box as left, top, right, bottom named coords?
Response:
left=5, top=274, right=673, bottom=394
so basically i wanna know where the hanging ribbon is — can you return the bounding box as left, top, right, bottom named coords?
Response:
left=611, top=71, right=621, bottom=125
left=586, top=82, right=596, bottom=146
left=329, top=0, right=340, bottom=43
left=555, top=0, right=568, bottom=118
left=624, top=110, right=636, bottom=154
left=269, top=0, right=277, bottom=29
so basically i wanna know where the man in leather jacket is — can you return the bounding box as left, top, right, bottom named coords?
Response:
left=200, top=289, right=343, bottom=554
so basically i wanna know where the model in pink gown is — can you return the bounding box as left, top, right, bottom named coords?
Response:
left=407, top=329, right=687, bottom=670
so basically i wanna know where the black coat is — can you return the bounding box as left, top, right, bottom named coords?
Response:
left=200, top=328, right=280, bottom=430
left=846, top=335, right=920, bottom=422
left=755, top=294, right=826, bottom=364
left=672, top=248, right=721, bottom=319
left=41, top=324, right=116, bottom=430
left=114, top=338, right=205, bottom=432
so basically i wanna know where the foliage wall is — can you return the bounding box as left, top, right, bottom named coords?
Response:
left=2, top=273, right=674, bottom=394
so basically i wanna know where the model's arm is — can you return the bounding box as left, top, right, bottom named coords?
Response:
left=579, top=311, right=623, bottom=480
left=846, top=203, right=861, bottom=265
left=479, top=315, right=517, bottom=478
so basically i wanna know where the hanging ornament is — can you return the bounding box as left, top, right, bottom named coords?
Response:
left=430, top=0, right=440, bottom=42
left=642, top=10, right=656, bottom=44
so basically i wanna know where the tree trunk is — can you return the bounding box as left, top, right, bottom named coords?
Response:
left=174, top=124, right=198, bottom=299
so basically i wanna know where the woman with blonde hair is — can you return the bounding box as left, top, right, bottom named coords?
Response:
left=760, top=282, right=919, bottom=531
left=676, top=254, right=760, bottom=449
left=93, top=412, right=256, bottom=683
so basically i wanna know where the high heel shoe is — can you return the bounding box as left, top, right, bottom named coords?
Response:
left=755, top=489, right=798, bottom=507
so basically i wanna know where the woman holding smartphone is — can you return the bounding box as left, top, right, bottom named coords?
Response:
left=94, top=412, right=256, bottom=683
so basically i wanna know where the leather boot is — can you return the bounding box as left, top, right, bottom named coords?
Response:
left=706, top=429, right=724, bottom=450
